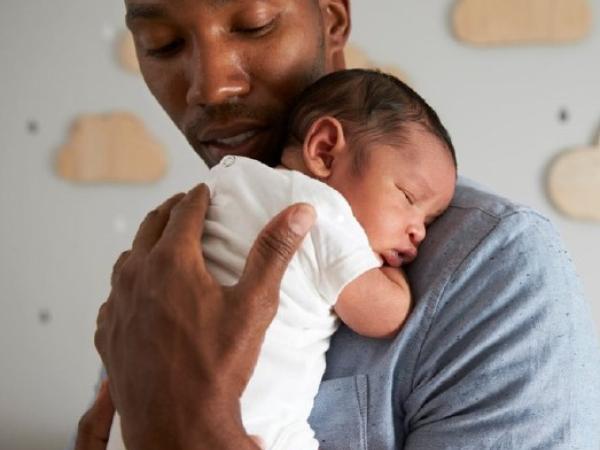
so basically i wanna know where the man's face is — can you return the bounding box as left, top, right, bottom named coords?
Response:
left=125, top=0, right=347, bottom=167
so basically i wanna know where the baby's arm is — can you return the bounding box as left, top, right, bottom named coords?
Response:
left=334, top=266, right=412, bottom=339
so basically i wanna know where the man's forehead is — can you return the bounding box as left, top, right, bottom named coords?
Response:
left=125, top=0, right=316, bottom=22
left=125, top=0, right=278, bottom=10
left=125, top=0, right=240, bottom=22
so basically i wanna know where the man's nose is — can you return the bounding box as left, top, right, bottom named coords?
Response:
left=185, top=39, right=250, bottom=106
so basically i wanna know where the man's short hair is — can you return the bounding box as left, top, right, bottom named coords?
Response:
left=285, top=68, right=457, bottom=173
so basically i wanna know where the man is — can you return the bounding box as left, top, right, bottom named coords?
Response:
left=75, top=1, right=600, bottom=449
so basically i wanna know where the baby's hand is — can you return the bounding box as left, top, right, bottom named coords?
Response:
left=380, top=265, right=410, bottom=290
left=336, top=265, right=412, bottom=339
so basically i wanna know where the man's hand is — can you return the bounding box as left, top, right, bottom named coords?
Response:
left=92, top=183, right=315, bottom=450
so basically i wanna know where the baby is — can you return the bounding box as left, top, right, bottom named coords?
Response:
left=107, top=69, right=457, bottom=450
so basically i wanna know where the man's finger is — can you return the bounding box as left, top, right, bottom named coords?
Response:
left=110, top=250, right=131, bottom=288
left=96, top=299, right=112, bottom=330
left=131, top=192, right=186, bottom=254
left=75, top=380, right=115, bottom=450
left=238, top=203, right=315, bottom=304
left=158, top=183, right=211, bottom=252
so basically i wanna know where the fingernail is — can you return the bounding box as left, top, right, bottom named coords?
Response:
left=289, top=205, right=315, bottom=236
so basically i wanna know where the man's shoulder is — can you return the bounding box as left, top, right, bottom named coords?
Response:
left=407, top=177, right=554, bottom=301
left=451, top=176, right=539, bottom=222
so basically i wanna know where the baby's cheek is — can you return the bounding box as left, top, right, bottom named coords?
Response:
left=367, top=219, right=398, bottom=249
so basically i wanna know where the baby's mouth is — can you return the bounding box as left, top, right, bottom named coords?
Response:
left=382, top=248, right=417, bottom=267
left=382, top=250, right=404, bottom=268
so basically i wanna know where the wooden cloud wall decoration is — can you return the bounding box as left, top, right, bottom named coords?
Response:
left=453, top=0, right=592, bottom=46
left=56, top=111, right=167, bottom=183
left=344, top=43, right=409, bottom=84
left=117, top=30, right=140, bottom=74
left=546, top=131, right=600, bottom=222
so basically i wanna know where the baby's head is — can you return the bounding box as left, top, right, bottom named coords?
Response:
left=281, top=69, right=457, bottom=267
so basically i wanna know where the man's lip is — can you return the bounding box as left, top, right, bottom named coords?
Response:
left=199, top=127, right=268, bottom=163
left=203, top=129, right=261, bottom=148
left=198, top=122, right=266, bottom=143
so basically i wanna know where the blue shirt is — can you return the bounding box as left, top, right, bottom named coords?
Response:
left=308, top=178, right=600, bottom=449
left=73, top=178, right=600, bottom=450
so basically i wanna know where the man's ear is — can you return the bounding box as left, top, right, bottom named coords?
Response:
left=302, top=116, right=347, bottom=179
left=320, top=0, right=351, bottom=71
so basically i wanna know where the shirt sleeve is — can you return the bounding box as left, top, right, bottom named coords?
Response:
left=403, top=211, right=600, bottom=449
left=298, top=179, right=381, bottom=306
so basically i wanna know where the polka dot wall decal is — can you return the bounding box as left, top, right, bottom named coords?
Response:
left=38, top=308, right=51, bottom=325
left=27, top=120, right=39, bottom=135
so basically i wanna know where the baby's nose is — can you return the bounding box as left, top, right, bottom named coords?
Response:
left=408, top=222, right=426, bottom=247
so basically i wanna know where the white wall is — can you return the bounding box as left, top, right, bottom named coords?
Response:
left=0, top=1, right=598, bottom=449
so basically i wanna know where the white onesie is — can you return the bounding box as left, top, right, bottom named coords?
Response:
left=107, top=155, right=380, bottom=450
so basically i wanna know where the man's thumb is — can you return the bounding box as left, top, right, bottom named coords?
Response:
left=239, top=203, right=315, bottom=302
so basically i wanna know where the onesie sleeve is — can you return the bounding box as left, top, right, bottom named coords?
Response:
left=299, top=179, right=381, bottom=306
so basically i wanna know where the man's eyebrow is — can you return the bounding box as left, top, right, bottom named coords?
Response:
left=125, top=4, right=168, bottom=23
left=208, top=0, right=236, bottom=5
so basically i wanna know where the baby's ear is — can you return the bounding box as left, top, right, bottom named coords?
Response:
left=302, top=116, right=348, bottom=179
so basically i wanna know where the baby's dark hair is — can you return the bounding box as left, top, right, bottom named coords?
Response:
left=284, top=68, right=457, bottom=173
